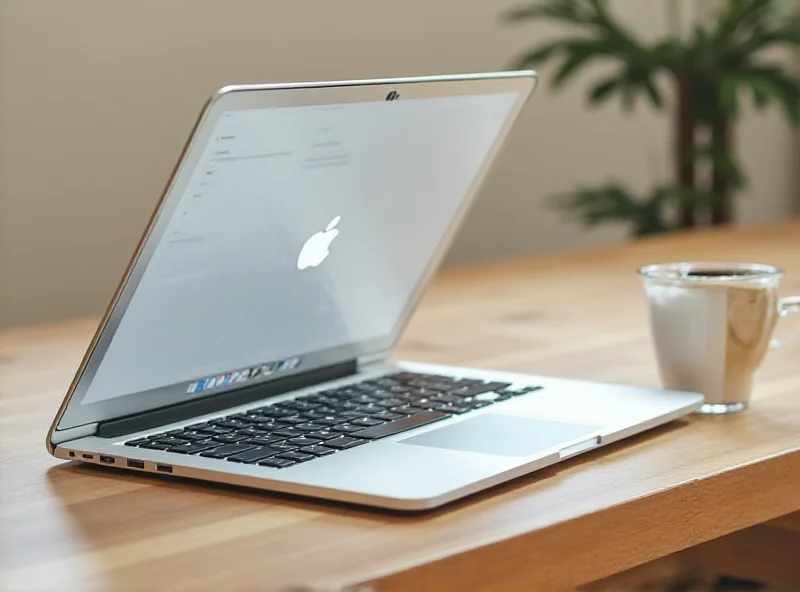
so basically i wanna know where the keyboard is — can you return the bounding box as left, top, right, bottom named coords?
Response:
left=124, top=372, right=542, bottom=469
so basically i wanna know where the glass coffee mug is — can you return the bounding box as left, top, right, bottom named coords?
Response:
left=638, top=262, right=800, bottom=414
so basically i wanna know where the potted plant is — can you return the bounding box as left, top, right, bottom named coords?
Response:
left=504, top=0, right=800, bottom=236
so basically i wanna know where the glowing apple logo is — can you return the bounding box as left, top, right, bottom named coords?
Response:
left=297, top=215, right=341, bottom=270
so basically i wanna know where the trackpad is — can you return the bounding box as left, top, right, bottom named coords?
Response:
left=400, top=413, right=600, bottom=457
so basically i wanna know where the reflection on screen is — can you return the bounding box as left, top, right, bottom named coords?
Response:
left=82, top=93, right=519, bottom=404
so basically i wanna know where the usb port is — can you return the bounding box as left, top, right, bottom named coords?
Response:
left=99, top=455, right=115, bottom=464
left=127, top=459, right=145, bottom=469
left=156, top=464, right=173, bottom=474
left=82, top=453, right=94, bottom=460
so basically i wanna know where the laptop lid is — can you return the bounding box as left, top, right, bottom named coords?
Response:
left=51, top=72, right=537, bottom=433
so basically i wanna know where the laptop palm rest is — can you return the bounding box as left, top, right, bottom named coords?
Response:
left=399, top=413, right=601, bottom=458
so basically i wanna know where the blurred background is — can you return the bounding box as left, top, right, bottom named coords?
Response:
left=0, top=0, right=798, bottom=329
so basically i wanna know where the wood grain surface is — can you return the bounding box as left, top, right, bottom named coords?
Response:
left=2, top=221, right=800, bottom=592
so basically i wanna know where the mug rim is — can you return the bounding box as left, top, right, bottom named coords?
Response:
left=637, top=261, right=783, bottom=282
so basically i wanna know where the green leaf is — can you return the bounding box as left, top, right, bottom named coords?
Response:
left=720, top=76, right=739, bottom=117
left=510, top=42, right=564, bottom=69
left=729, top=66, right=800, bottom=125
left=588, top=74, right=621, bottom=104
left=552, top=50, right=599, bottom=87
left=710, top=0, right=773, bottom=57
left=642, top=76, right=664, bottom=108
left=502, top=1, right=596, bottom=26
left=686, top=146, right=748, bottom=190
left=749, top=75, right=777, bottom=109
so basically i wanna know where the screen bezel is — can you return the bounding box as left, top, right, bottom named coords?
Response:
left=50, top=71, right=537, bottom=433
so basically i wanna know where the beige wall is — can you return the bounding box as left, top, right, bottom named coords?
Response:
left=0, top=0, right=797, bottom=328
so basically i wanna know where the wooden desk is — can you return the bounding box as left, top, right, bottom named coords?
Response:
left=2, top=221, right=799, bottom=592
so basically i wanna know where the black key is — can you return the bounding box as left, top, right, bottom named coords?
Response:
left=494, top=395, right=512, bottom=402
left=388, top=385, right=409, bottom=393
left=212, top=419, right=250, bottom=430
left=349, top=395, right=377, bottom=405
left=376, top=398, right=405, bottom=408
left=212, top=433, right=249, bottom=444
left=174, top=431, right=212, bottom=441
left=296, top=422, right=328, bottom=432
left=371, top=411, right=404, bottom=421
left=273, top=427, right=310, bottom=438
left=274, top=416, right=307, bottom=426
left=199, top=443, right=256, bottom=459
left=229, top=413, right=259, bottom=423
left=455, top=400, right=492, bottom=412
left=282, top=400, right=321, bottom=412
left=245, top=436, right=285, bottom=447
left=337, top=411, right=367, bottom=420
left=243, top=413, right=277, bottom=424
left=299, top=410, right=329, bottom=421
left=165, top=429, right=186, bottom=436
left=275, top=451, right=314, bottom=462
left=153, top=437, right=187, bottom=447
left=454, top=378, right=484, bottom=385
left=324, top=436, right=367, bottom=450
left=185, top=422, right=211, bottom=430
left=248, top=421, right=281, bottom=432
left=258, top=407, right=297, bottom=419
left=433, top=404, right=472, bottom=415
left=366, top=391, right=397, bottom=400
left=515, top=386, right=544, bottom=395
left=449, top=381, right=512, bottom=398
left=308, top=430, right=338, bottom=441
left=195, top=426, right=232, bottom=436
left=125, top=438, right=149, bottom=447
left=330, top=424, right=362, bottom=433
left=337, top=401, right=363, bottom=411
left=353, top=383, right=379, bottom=393
left=354, top=405, right=384, bottom=415
left=287, top=437, right=321, bottom=447
left=314, top=417, right=348, bottom=427
left=238, top=427, right=269, bottom=437
left=350, top=417, right=384, bottom=427
left=138, top=441, right=172, bottom=450
left=352, top=411, right=451, bottom=439
left=391, top=405, right=424, bottom=416
left=407, top=398, right=436, bottom=410
left=270, top=443, right=299, bottom=453
left=226, top=446, right=284, bottom=463
left=301, top=445, right=334, bottom=457
left=258, top=457, right=296, bottom=469
left=168, top=441, right=217, bottom=454
left=432, top=394, right=463, bottom=404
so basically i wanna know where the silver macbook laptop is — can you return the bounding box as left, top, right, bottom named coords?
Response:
left=47, top=72, right=703, bottom=510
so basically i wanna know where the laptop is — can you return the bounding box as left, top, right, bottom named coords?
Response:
left=47, top=72, right=703, bottom=510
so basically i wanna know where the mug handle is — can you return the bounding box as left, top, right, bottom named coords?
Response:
left=770, top=296, right=800, bottom=349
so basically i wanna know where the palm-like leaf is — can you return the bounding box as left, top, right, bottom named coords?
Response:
left=550, top=183, right=716, bottom=236
left=506, top=0, right=669, bottom=109
left=506, top=0, right=800, bottom=234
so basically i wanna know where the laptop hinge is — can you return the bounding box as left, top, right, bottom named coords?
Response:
left=96, top=359, right=357, bottom=439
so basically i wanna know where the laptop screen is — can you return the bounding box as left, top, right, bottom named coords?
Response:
left=57, top=75, right=533, bottom=429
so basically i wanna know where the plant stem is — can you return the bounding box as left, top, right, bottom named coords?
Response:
left=711, top=115, right=731, bottom=224
left=676, top=72, right=696, bottom=228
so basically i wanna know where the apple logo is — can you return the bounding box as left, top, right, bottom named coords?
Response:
left=297, top=215, right=341, bottom=270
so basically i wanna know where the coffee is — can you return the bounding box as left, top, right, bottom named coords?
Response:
left=639, top=262, right=799, bottom=413
left=644, top=282, right=778, bottom=408
left=684, top=269, right=765, bottom=278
